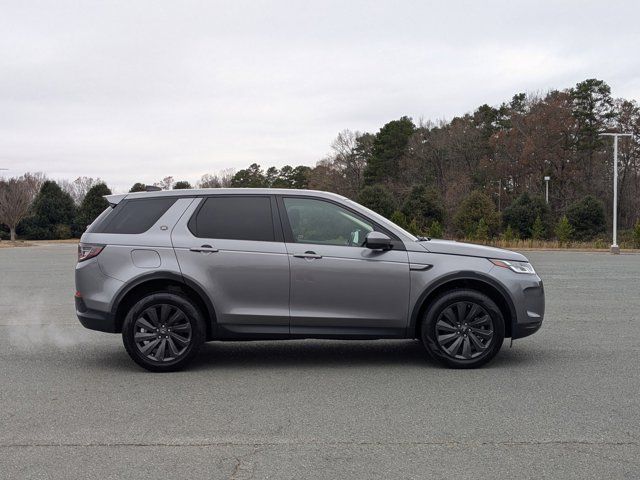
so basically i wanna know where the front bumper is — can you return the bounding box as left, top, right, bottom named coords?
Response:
left=489, top=266, right=545, bottom=339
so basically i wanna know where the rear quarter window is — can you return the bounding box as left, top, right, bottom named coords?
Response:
left=92, top=197, right=177, bottom=234
left=85, top=205, right=115, bottom=233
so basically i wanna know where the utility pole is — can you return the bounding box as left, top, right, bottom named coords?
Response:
left=544, top=176, right=550, bottom=204
left=490, top=179, right=502, bottom=212
left=600, top=133, right=633, bottom=254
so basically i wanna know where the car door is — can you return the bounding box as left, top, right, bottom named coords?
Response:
left=172, top=195, right=290, bottom=337
left=278, top=195, right=410, bottom=337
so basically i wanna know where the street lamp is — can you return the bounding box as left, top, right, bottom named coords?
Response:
left=489, top=179, right=502, bottom=212
left=600, top=133, right=633, bottom=254
left=544, top=176, right=550, bottom=204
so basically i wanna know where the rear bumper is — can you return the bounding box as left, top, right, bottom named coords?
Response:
left=75, top=295, right=118, bottom=333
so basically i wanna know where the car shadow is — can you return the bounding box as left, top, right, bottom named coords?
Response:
left=81, top=339, right=541, bottom=373
left=189, top=339, right=434, bottom=371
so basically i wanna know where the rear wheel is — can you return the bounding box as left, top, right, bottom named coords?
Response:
left=421, top=289, right=505, bottom=368
left=122, top=292, right=205, bottom=372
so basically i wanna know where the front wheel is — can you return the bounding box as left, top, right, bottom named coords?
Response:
left=421, top=289, right=505, bottom=368
left=122, top=292, right=205, bottom=372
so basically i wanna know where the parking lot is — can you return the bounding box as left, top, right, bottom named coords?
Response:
left=0, top=244, right=638, bottom=479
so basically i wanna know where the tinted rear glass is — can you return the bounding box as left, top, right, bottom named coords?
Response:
left=85, top=205, right=115, bottom=233
left=94, top=197, right=177, bottom=234
left=190, top=196, right=275, bottom=241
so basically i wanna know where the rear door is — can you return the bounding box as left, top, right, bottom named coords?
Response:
left=279, top=195, right=410, bottom=337
left=172, top=195, right=290, bottom=337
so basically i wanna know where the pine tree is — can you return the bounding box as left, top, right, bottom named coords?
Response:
left=428, top=220, right=444, bottom=238
left=390, top=210, right=408, bottom=229
left=555, top=216, right=573, bottom=246
left=76, top=183, right=112, bottom=232
left=364, top=117, right=415, bottom=184
left=474, top=218, right=489, bottom=243
left=503, top=225, right=517, bottom=243
left=357, top=184, right=395, bottom=218
left=407, top=218, right=423, bottom=236
left=401, top=184, right=445, bottom=230
left=531, top=215, right=545, bottom=240
left=22, top=181, right=76, bottom=240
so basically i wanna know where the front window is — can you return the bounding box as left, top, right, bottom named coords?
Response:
left=283, top=197, right=374, bottom=247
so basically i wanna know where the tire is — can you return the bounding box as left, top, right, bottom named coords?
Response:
left=122, top=292, right=205, bottom=372
left=420, top=289, right=505, bottom=369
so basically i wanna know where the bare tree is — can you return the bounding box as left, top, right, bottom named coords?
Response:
left=22, top=172, right=46, bottom=201
left=154, top=176, right=175, bottom=190
left=0, top=176, right=33, bottom=241
left=197, top=169, right=235, bottom=189
left=60, top=176, right=102, bottom=204
left=198, top=173, right=221, bottom=188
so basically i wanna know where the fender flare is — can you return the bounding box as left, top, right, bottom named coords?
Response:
left=109, top=271, right=217, bottom=335
left=408, top=270, right=517, bottom=336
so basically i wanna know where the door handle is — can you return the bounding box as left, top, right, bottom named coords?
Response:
left=189, top=245, right=219, bottom=253
left=293, top=251, right=322, bottom=259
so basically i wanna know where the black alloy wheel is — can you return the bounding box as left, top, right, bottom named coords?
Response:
left=435, top=301, right=494, bottom=360
left=122, top=292, right=205, bottom=372
left=133, top=304, right=193, bottom=362
left=421, top=289, right=505, bottom=368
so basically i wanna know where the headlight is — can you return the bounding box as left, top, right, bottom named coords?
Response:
left=489, top=258, right=536, bottom=274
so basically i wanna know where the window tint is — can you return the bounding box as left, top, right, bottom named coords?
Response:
left=191, top=196, right=275, bottom=241
left=95, top=197, right=177, bottom=234
left=283, top=197, right=373, bottom=246
left=85, top=205, right=115, bottom=233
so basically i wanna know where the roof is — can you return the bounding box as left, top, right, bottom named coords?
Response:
left=105, top=188, right=348, bottom=205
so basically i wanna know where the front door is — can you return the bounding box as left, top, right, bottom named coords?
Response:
left=279, top=196, right=410, bottom=337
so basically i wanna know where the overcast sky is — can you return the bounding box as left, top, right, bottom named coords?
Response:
left=1, top=0, right=639, bottom=192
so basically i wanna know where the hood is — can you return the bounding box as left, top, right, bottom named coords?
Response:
left=419, top=239, right=528, bottom=262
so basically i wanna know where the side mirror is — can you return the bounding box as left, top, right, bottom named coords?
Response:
left=364, top=231, right=393, bottom=250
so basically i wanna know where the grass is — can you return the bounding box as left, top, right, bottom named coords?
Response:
left=0, top=238, right=80, bottom=248
left=459, top=237, right=640, bottom=252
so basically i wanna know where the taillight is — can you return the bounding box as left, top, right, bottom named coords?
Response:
left=78, top=243, right=105, bottom=262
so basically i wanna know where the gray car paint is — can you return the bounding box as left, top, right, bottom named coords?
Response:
left=77, top=188, right=545, bottom=341
left=171, top=197, right=291, bottom=334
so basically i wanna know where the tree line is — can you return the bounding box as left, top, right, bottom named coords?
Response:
left=1, top=78, right=639, bottom=245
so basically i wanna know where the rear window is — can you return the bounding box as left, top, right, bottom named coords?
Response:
left=93, top=197, right=177, bottom=234
left=85, top=205, right=115, bottom=233
left=189, top=196, right=275, bottom=241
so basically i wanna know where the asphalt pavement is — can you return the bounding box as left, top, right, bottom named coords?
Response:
left=0, top=244, right=638, bottom=479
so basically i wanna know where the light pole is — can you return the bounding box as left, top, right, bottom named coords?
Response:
left=490, top=179, right=502, bottom=212
left=544, top=176, right=550, bottom=204
left=600, top=133, right=633, bottom=254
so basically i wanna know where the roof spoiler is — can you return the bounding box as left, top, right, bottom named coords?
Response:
left=103, top=186, right=162, bottom=206
left=104, top=194, right=127, bottom=206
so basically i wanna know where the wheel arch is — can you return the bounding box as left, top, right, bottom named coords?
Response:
left=409, top=272, right=516, bottom=339
left=110, top=271, right=217, bottom=340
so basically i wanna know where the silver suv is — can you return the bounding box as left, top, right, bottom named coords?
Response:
left=75, top=188, right=544, bottom=371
